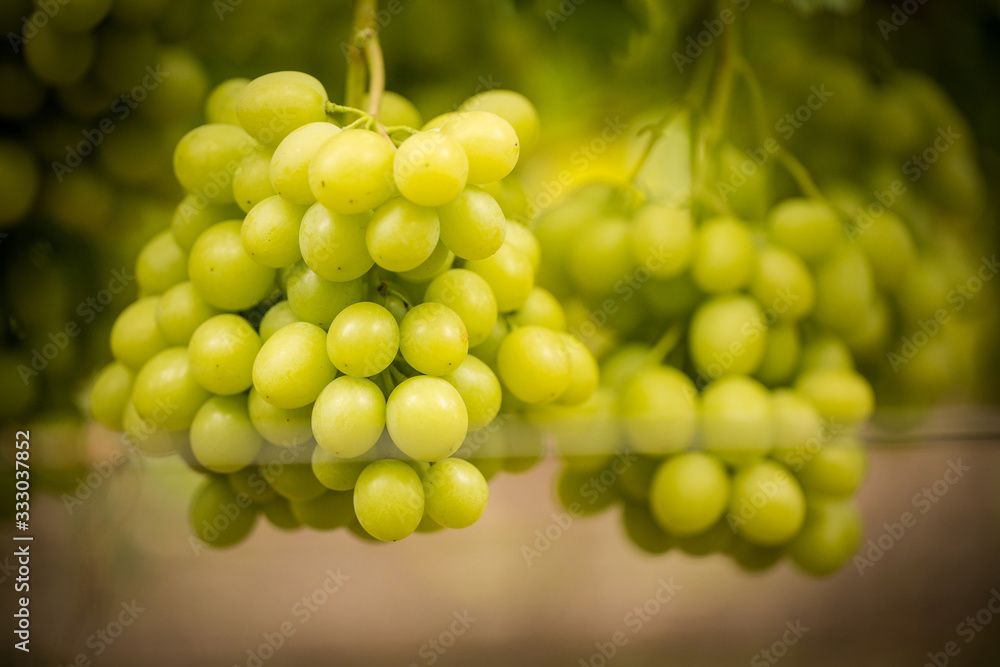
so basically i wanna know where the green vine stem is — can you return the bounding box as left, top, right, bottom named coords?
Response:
left=344, top=0, right=387, bottom=134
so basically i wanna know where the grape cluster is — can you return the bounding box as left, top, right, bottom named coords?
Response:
left=89, top=72, right=599, bottom=544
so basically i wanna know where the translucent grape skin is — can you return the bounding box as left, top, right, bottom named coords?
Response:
left=767, top=198, right=844, bottom=265
left=788, top=499, right=862, bottom=576
left=701, top=375, right=773, bottom=467
left=309, top=129, right=396, bottom=214
left=156, top=282, right=222, bottom=345
left=394, top=131, right=469, bottom=207
left=173, top=124, right=256, bottom=204
left=253, top=322, right=337, bottom=409
left=555, top=333, right=599, bottom=406
left=259, top=301, right=300, bottom=343
left=284, top=261, right=366, bottom=328
left=424, top=269, right=498, bottom=348
left=689, top=294, right=768, bottom=379
left=650, top=452, right=730, bottom=536
left=312, top=376, right=386, bottom=458
left=89, top=362, right=135, bottom=430
left=422, top=458, right=489, bottom=529
left=497, top=325, right=571, bottom=404
left=443, top=355, right=502, bottom=430
left=236, top=71, right=329, bottom=147
left=326, top=302, right=399, bottom=378
left=270, top=122, right=342, bottom=205
left=298, top=203, right=373, bottom=282
left=189, top=477, right=258, bottom=548
left=460, top=90, right=540, bottom=158
left=110, top=297, right=168, bottom=370
left=397, top=241, right=455, bottom=283
left=131, top=347, right=210, bottom=430
left=750, top=246, right=816, bottom=322
left=465, top=241, right=534, bottom=313
left=190, top=395, right=263, bottom=474
left=241, top=195, right=307, bottom=268
left=399, top=302, right=469, bottom=376
left=312, top=445, right=369, bottom=491
left=441, top=111, right=519, bottom=184
left=247, top=387, right=313, bottom=447
left=511, top=287, right=566, bottom=331
left=619, top=366, right=698, bottom=454
left=386, top=376, right=469, bottom=462
left=233, top=144, right=276, bottom=213
left=188, top=314, right=261, bottom=395
left=135, top=230, right=187, bottom=295
left=188, top=220, right=276, bottom=311
left=436, top=186, right=506, bottom=260
left=795, top=368, right=874, bottom=426
left=691, top=216, right=757, bottom=293
left=366, top=198, right=440, bottom=272
left=630, top=202, right=695, bottom=279
left=728, top=460, right=806, bottom=547
left=354, top=459, right=425, bottom=541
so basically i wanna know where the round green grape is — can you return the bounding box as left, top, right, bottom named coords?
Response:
left=188, top=314, right=261, bottom=395
left=386, top=376, right=468, bottom=462
left=354, top=459, right=425, bottom=541
left=253, top=322, right=337, bottom=409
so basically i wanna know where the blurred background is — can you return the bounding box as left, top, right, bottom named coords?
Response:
left=2, top=0, right=999, bottom=665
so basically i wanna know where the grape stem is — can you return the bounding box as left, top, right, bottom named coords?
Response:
left=344, top=0, right=390, bottom=139
left=646, top=323, right=683, bottom=365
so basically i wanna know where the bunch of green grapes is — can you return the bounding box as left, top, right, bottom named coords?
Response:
left=88, top=72, right=599, bottom=545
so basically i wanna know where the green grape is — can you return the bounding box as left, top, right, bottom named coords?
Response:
left=441, top=111, right=519, bottom=184
left=110, top=297, right=168, bottom=370
left=0, top=63, right=45, bottom=120
left=0, top=140, right=39, bottom=227
left=253, top=322, right=337, bottom=409
left=298, top=202, right=373, bottom=281
left=443, top=355, right=502, bottom=430
left=190, top=395, right=263, bottom=473
left=422, top=113, right=459, bottom=131
left=289, top=490, right=355, bottom=531
left=555, top=333, right=599, bottom=406
left=285, top=262, right=366, bottom=328
left=481, top=178, right=528, bottom=221
left=568, top=217, right=634, bottom=297
left=270, top=122, right=341, bottom=205
left=122, top=400, right=185, bottom=457
left=424, top=269, right=498, bottom=347
left=232, top=144, right=275, bottom=213
left=729, top=539, right=785, bottom=573
left=326, top=302, right=399, bottom=377
left=453, top=423, right=506, bottom=481
left=436, top=186, right=506, bottom=260
left=135, top=230, right=187, bottom=295
left=599, top=343, right=651, bottom=390
left=689, top=294, right=768, bottom=379
left=47, top=0, right=111, bottom=31
left=796, top=368, right=874, bottom=426
left=312, top=445, right=368, bottom=491
left=756, top=324, right=801, bottom=386
left=701, top=375, right=773, bottom=467
left=465, top=241, right=534, bottom=312
left=691, top=216, right=757, bottom=293
left=309, top=129, right=396, bottom=214
left=422, top=458, right=489, bottom=529
left=497, top=325, right=570, bottom=404
left=844, top=296, right=891, bottom=360
left=800, top=334, right=855, bottom=372
left=171, top=196, right=243, bottom=251
left=386, top=376, right=468, bottom=461
left=312, top=376, right=385, bottom=458
left=247, top=387, right=313, bottom=447
left=188, top=221, right=276, bottom=311
left=503, top=220, right=540, bottom=272
left=41, top=167, right=113, bottom=235
left=366, top=197, right=440, bottom=272
left=650, top=452, right=730, bottom=536
left=397, top=241, right=455, bottom=283
left=189, top=477, right=258, bottom=548
left=188, top=314, right=261, bottom=395
left=156, top=282, right=222, bottom=345
left=728, top=460, right=806, bottom=547
left=614, top=454, right=659, bottom=503
left=788, top=499, right=862, bottom=576
left=511, top=287, right=566, bottom=330
left=261, top=497, right=301, bottom=531
left=767, top=198, right=843, bottom=264
left=812, top=246, right=876, bottom=336
left=241, top=195, right=306, bottom=268
left=460, top=90, right=540, bottom=157
left=364, top=90, right=422, bottom=128
left=173, top=124, right=256, bottom=204
left=131, top=347, right=210, bottom=429
left=394, top=131, right=469, bottom=207
left=750, top=246, right=815, bottom=322
left=622, top=502, right=674, bottom=555
left=259, top=444, right=327, bottom=501
left=89, top=362, right=134, bottom=430
left=630, top=202, right=694, bottom=278
left=236, top=71, right=328, bottom=146
left=205, top=77, right=249, bottom=125
left=770, top=389, right=824, bottom=469
left=675, top=518, right=735, bottom=557
left=797, top=436, right=867, bottom=499
left=531, top=387, right=621, bottom=470
left=556, top=464, right=618, bottom=516
left=354, top=459, right=425, bottom=541
left=854, top=210, right=916, bottom=292
left=399, top=302, right=469, bottom=376
left=619, top=366, right=697, bottom=454
left=896, top=258, right=950, bottom=323
left=141, top=47, right=208, bottom=124
left=24, top=20, right=95, bottom=85
left=259, top=301, right=299, bottom=343
left=227, top=467, right=275, bottom=504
